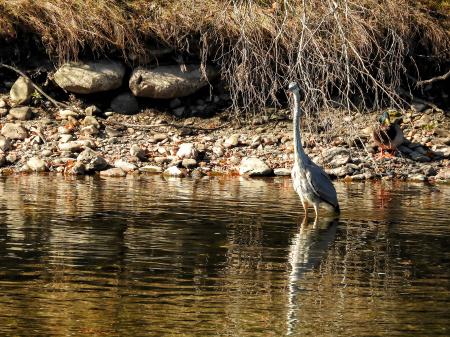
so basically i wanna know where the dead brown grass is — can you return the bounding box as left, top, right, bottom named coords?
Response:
left=1, top=0, right=449, bottom=114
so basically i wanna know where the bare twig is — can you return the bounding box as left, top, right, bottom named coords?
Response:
left=416, top=69, right=450, bottom=87
left=0, top=63, right=70, bottom=109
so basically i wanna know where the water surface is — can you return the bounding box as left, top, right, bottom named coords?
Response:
left=0, top=176, right=449, bottom=336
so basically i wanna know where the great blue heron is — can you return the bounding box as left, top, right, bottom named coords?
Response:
left=287, top=82, right=340, bottom=218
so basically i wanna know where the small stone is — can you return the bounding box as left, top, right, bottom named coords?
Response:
left=6, top=153, right=17, bottom=163
left=0, top=136, right=11, bottom=152
left=130, top=144, right=147, bottom=161
left=169, top=98, right=182, bottom=109
left=0, top=108, right=8, bottom=117
left=58, top=126, right=72, bottom=135
left=154, top=156, right=171, bottom=164
left=82, top=116, right=100, bottom=128
left=10, top=76, right=34, bottom=105
left=153, top=133, right=168, bottom=142
left=81, top=125, right=99, bottom=136
left=114, top=159, right=137, bottom=172
left=432, top=144, right=450, bottom=158
left=212, top=146, right=224, bottom=157
left=66, top=161, right=86, bottom=175
left=173, top=106, right=185, bottom=117
left=163, top=166, right=187, bottom=177
left=139, top=165, right=162, bottom=173
left=274, top=168, right=291, bottom=176
left=110, top=92, right=139, bottom=115
left=41, top=149, right=53, bottom=157
left=327, top=154, right=351, bottom=168
left=224, top=134, right=239, bottom=148
left=105, top=126, right=122, bottom=137
left=435, top=167, right=450, bottom=181
left=326, top=164, right=354, bottom=178
left=85, top=105, right=102, bottom=116
left=100, top=167, right=127, bottom=177
left=176, top=143, right=198, bottom=159
left=239, top=157, right=272, bottom=176
left=1, top=123, right=28, bottom=140
left=59, top=134, right=74, bottom=143
left=408, top=174, right=426, bottom=182
left=182, top=158, right=197, bottom=168
left=0, top=99, right=6, bottom=108
left=77, top=148, right=108, bottom=171
left=59, top=109, right=79, bottom=119
left=9, top=106, right=33, bottom=121
left=27, top=157, right=47, bottom=172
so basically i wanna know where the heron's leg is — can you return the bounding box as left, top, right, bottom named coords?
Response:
left=301, top=199, right=308, bottom=217
left=312, top=203, right=319, bottom=223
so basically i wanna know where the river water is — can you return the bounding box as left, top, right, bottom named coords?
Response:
left=0, top=175, right=449, bottom=336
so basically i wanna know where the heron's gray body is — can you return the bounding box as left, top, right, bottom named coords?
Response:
left=288, top=82, right=340, bottom=216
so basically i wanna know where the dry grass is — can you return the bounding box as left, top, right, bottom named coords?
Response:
left=1, top=0, right=449, bottom=115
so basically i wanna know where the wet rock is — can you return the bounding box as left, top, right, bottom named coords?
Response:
left=54, top=60, right=125, bottom=94
left=27, top=157, right=47, bottom=172
left=130, top=144, right=147, bottom=161
left=114, top=159, right=137, bottom=172
left=129, top=65, right=217, bottom=99
left=163, top=166, right=187, bottom=177
left=0, top=108, right=8, bottom=117
left=224, top=134, right=239, bottom=148
left=66, top=161, right=86, bottom=175
left=10, top=76, right=34, bottom=105
left=111, top=92, right=139, bottom=115
left=274, top=168, right=291, bottom=176
left=100, top=167, right=127, bottom=177
left=239, top=157, right=272, bottom=176
left=182, top=158, right=197, bottom=169
left=176, top=143, right=198, bottom=159
left=77, top=148, right=108, bottom=171
left=408, top=174, right=426, bottom=181
left=1, top=123, right=28, bottom=140
left=326, top=164, right=354, bottom=178
left=139, top=165, right=162, bottom=173
left=9, top=106, right=33, bottom=121
left=0, top=136, right=11, bottom=152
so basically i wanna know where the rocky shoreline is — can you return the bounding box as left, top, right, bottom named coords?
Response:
left=0, top=97, right=449, bottom=183
left=1, top=60, right=449, bottom=183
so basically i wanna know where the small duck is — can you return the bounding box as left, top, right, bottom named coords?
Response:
left=372, top=110, right=404, bottom=158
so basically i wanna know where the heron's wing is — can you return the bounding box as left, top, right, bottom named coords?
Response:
left=306, top=163, right=339, bottom=208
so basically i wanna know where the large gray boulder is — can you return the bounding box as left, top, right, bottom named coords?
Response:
left=1, top=123, right=28, bottom=140
left=54, top=60, right=125, bottom=94
left=10, top=76, right=34, bottom=105
left=129, top=65, right=217, bottom=99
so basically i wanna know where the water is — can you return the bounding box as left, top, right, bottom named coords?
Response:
left=0, top=175, right=449, bottom=337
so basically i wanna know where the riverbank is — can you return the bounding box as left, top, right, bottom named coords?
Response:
left=0, top=94, right=449, bottom=182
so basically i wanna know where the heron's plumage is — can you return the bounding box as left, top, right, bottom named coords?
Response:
left=289, top=82, right=340, bottom=216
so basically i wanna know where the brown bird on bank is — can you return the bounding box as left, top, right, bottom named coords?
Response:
left=372, top=110, right=404, bottom=158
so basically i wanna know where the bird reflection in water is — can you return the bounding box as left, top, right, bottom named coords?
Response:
left=286, top=215, right=339, bottom=336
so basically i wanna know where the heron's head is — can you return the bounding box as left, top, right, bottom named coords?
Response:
left=287, top=82, right=299, bottom=95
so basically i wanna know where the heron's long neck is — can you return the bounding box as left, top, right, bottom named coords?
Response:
left=292, top=91, right=307, bottom=168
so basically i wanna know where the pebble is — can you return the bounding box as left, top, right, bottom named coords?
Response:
left=0, top=136, right=11, bottom=152
left=139, top=165, right=162, bottom=173
left=176, top=143, right=198, bottom=159
left=224, top=134, right=239, bottom=148
left=239, top=157, right=272, bottom=176
left=27, top=157, right=47, bottom=172
left=274, top=168, right=291, bottom=176
left=163, top=166, right=187, bottom=177
left=100, top=167, right=127, bottom=177
left=114, top=159, right=137, bottom=172
left=9, top=106, right=33, bottom=121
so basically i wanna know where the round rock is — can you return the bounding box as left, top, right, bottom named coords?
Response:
left=239, top=157, right=273, bottom=176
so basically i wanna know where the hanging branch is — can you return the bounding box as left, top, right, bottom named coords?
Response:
left=0, top=63, right=70, bottom=109
left=416, top=69, right=450, bottom=87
